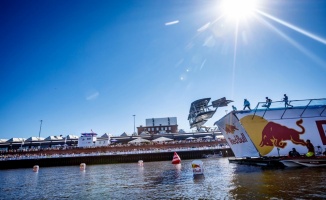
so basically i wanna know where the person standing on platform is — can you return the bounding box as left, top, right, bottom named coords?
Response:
left=262, top=97, right=272, bottom=108
left=243, top=99, right=251, bottom=110
left=283, top=94, right=293, bottom=108
left=305, top=139, right=315, bottom=157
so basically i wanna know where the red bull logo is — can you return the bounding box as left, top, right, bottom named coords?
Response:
left=225, top=124, right=238, bottom=134
left=192, top=164, right=200, bottom=168
left=260, top=119, right=306, bottom=148
left=228, top=133, right=248, bottom=145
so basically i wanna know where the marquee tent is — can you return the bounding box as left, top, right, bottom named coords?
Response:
left=152, top=137, right=173, bottom=142
left=128, top=138, right=151, bottom=144
left=26, top=137, right=45, bottom=142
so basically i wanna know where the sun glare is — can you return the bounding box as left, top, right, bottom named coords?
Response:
left=221, top=0, right=257, bottom=20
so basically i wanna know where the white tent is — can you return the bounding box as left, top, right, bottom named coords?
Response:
left=139, top=131, right=150, bottom=136
left=101, top=133, right=111, bottom=138
left=203, top=136, right=213, bottom=139
left=0, top=139, right=8, bottom=143
left=152, top=137, right=173, bottom=142
left=120, top=132, right=128, bottom=137
left=66, top=135, right=79, bottom=139
left=7, top=138, right=26, bottom=143
left=128, top=138, right=151, bottom=144
left=45, top=136, right=63, bottom=141
left=26, top=137, right=45, bottom=142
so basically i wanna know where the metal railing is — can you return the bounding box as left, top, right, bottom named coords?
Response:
left=251, top=98, right=326, bottom=120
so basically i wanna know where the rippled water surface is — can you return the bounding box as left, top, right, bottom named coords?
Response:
left=1, top=158, right=326, bottom=199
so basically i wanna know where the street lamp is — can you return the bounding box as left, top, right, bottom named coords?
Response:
left=133, top=115, right=136, bottom=135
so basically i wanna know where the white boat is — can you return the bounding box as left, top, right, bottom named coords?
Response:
left=280, top=157, right=326, bottom=167
left=214, top=98, right=326, bottom=167
left=202, top=151, right=223, bottom=158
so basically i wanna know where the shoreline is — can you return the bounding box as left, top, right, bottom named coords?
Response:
left=0, top=141, right=233, bottom=169
left=0, top=147, right=232, bottom=170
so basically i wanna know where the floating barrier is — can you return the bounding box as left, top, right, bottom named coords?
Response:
left=192, top=160, right=204, bottom=175
left=0, top=148, right=232, bottom=170
left=172, top=152, right=181, bottom=164
left=80, top=163, right=86, bottom=171
left=33, top=165, right=39, bottom=172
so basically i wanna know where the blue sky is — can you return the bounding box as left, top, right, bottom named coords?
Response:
left=1, top=0, right=326, bottom=139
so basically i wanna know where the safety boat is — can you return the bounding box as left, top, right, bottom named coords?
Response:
left=280, top=157, right=326, bottom=167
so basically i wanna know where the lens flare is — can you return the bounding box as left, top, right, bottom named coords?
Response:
left=221, top=0, right=257, bottom=20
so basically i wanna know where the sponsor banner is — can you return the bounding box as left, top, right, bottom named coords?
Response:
left=215, top=113, right=259, bottom=158
left=235, top=110, right=326, bottom=157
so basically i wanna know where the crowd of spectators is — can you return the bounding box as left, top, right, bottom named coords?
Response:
left=0, top=139, right=229, bottom=161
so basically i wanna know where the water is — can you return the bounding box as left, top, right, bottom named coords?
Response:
left=1, top=158, right=325, bottom=200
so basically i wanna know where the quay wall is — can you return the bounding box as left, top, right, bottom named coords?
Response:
left=0, top=148, right=233, bottom=170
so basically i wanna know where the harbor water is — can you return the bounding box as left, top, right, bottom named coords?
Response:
left=1, top=158, right=326, bottom=200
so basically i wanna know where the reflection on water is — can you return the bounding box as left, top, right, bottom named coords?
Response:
left=0, top=158, right=325, bottom=200
left=229, top=167, right=326, bottom=199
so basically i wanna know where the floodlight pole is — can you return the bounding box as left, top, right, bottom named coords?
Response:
left=38, top=120, right=43, bottom=148
left=133, top=115, right=136, bottom=135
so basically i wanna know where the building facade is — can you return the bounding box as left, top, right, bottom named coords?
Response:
left=77, top=133, right=110, bottom=147
left=137, top=117, right=178, bottom=135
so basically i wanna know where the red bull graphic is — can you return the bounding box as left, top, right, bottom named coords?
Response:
left=225, top=124, right=238, bottom=134
left=316, top=120, right=326, bottom=145
left=240, top=115, right=309, bottom=156
left=228, top=133, right=248, bottom=145
left=216, top=99, right=326, bottom=158
left=224, top=124, right=248, bottom=145
left=192, top=160, right=204, bottom=175
left=192, top=164, right=200, bottom=168
left=260, top=119, right=306, bottom=148
left=215, top=114, right=261, bottom=157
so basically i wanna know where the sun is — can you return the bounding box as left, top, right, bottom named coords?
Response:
left=220, top=0, right=257, bottom=20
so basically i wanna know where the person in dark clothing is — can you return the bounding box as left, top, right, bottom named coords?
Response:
left=283, top=94, right=293, bottom=108
left=262, top=97, right=272, bottom=108
left=288, top=148, right=300, bottom=157
left=305, top=139, right=315, bottom=157
left=243, top=99, right=251, bottom=110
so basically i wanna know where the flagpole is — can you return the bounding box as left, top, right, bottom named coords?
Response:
left=38, top=120, right=43, bottom=148
left=133, top=115, right=136, bottom=135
